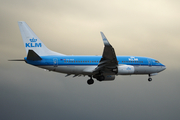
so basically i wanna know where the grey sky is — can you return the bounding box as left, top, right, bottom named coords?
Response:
left=0, top=0, right=180, bottom=120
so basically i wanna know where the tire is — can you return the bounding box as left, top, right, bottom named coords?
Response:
left=148, top=78, right=152, bottom=82
left=87, top=79, right=94, bottom=85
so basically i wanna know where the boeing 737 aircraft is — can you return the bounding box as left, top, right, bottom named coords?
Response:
left=11, top=21, right=166, bottom=85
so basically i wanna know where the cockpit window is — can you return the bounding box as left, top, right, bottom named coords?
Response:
left=155, top=61, right=159, bottom=63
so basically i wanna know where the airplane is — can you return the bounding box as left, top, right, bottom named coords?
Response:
left=10, top=21, right=166, bottom=85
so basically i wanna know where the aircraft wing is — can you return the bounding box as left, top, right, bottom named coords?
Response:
left=93, top=32, right=118, bottom=74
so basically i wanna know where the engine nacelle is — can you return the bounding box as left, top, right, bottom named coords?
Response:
left=94, top=75, right=115, bottom=81
left=117, top=65, right=134, bottom=75
left=103, top=75, right=115, bottom=81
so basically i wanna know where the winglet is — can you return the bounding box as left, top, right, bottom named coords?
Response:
left=100, top=32, right=111, bottom=46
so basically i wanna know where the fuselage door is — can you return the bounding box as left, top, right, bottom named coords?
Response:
left=53, top=58, right=58, bottom=67
left=147, top=59, right=152, bottom=67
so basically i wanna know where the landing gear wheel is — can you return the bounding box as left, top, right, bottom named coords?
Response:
left=148, top=78, right=152, bottom=82
left=87, top=79, right=94, bottom=85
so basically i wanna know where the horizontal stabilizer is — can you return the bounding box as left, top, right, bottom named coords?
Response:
left=27, top=50, right=42, bottom=60
left=8, top=59, right=25, bottom=61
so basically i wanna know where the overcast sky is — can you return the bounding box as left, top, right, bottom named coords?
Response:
left=0, top=0, right=180, bottom=120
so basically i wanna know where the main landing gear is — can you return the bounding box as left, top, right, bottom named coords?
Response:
left=87, top=76, right=94, bottom=85
left=148, top=74, right=152, bottom=82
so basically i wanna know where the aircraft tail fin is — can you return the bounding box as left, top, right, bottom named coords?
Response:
left=18, top=21, right=65, bottom=56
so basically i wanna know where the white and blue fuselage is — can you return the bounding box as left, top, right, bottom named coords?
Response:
left=25, top=55, right=165, bottom=76
left=15, top=21, right=166, bottom=85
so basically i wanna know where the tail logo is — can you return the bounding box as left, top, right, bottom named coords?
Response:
left=25, top=38, right=42, bottom=47
left=30, top=38, right=37, bottom=42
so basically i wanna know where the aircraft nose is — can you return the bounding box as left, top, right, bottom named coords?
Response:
left=162, top=65, right=166, bottom=71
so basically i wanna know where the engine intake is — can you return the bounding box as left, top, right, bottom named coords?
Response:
left=117, top=65, right=134, bottom=75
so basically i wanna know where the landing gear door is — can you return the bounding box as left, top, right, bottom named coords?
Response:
left=53, top=58, right=58, bottom=67
left=147, top=59, right=152, bottom=67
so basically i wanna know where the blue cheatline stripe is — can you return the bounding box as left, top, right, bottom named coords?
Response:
left=35, top=64, right=165, bottom=67
left=25, top=55, right=165, bottom=67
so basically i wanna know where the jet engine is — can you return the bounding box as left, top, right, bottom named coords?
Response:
left=117, top=65, right=134, bottom=75
left=93, top=75, right=115, bottom=81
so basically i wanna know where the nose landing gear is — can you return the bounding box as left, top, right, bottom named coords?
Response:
left=148, top=74, right=152, bottom=82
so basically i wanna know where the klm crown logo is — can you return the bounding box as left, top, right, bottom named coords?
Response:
left=29, top=38, right=37, bottom=42
left=26, top=38, right=42, bottom=47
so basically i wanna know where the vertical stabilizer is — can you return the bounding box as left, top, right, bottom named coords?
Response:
left=18, top=21, right=64, bottom=56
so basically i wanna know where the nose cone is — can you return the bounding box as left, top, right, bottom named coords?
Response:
left=161, top=65, right=166, bottom=71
